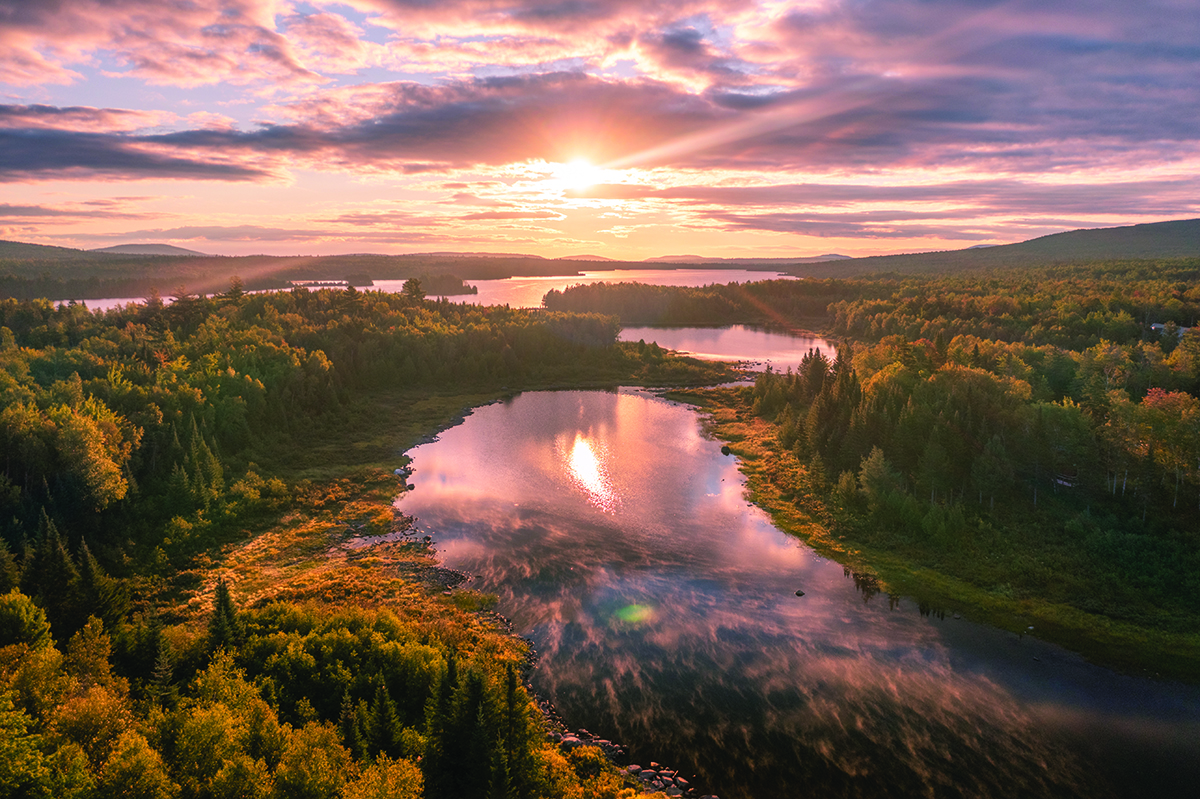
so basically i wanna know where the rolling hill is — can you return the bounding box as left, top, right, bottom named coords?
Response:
left=789, top=218, right=1200, bottom=277
left=90, top=244, right=210, bottom=256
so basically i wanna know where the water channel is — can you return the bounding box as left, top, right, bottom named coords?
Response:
left=395, top=388, right=1200, bottom=799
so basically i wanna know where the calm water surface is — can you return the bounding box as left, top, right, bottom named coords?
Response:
left=76, top=268, right=793, bottom=312
left=620, top=325, right=836, bottom=372
left=395, top=390, right=1200, bottom=799
left=453, top=268, right=796, bottom=308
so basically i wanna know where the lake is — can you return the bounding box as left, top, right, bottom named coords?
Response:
left=619, top=325, right=837, bottom=372
left=394, top=389, right=1200, bottom=799
left=381, top=267, right=798, bottom=309
left=74, top=268, right=796, bottom=313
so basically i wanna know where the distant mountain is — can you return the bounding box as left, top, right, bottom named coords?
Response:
left=791, top=218, right=1200, bottom=277
left=0, top=240, right=101, bottom=260
left=414, top=251, right=547, bottom=259
left=646, top=254, right=851, bottom=265
left=557, top=254, right=617, bottom=261
left=90, top=244, right=210, bottom=256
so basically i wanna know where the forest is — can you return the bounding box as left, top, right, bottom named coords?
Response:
left=0, top=284, right=725, bottom=798
left=552, top=260, right=1200, bottom=667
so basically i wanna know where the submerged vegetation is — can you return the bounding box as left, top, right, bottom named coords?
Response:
left=0, top=285, right=726, bottom=797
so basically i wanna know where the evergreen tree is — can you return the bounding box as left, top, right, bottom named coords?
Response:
left=207, top=578, right=242, bottom=652
left=0, top=539, right=19, bottom=594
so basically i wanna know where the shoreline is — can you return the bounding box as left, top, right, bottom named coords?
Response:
left=668, top=386, right=1200, bottom=684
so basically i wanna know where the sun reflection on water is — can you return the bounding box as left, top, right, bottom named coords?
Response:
left=563, top=432, right=618, bottom=512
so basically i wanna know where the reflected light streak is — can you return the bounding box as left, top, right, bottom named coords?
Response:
left=565, top=432, right=619, bottom=512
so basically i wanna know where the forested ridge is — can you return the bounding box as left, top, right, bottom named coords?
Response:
left=0, top=284, right=721, bottom=798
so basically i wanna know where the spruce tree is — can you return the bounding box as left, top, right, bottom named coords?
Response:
left=207, top=578, right=242, bottom=652
left=0, top=539, right=19, bottom=595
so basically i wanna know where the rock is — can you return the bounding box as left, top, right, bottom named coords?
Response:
left=676, top=777, right=690, bottom=788
left=795, top=589, right=805, bottom=597
left=549, top=732, right=562, bottom=743
left=626, top=765, right=642, bottom=774
left=639, top=770, right=657, bottom=781
left=720, top=445, right=732, bottom=456
left=666, top=788, right=683, bottom=797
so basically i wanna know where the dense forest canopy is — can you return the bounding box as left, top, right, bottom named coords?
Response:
left=0, top=285, right=723, bottom=798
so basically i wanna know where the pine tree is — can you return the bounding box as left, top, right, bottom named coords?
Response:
left=77, top=541, right=128, bottom=628
left=339, top=690, right=367, bottom=760
left=0, top=539, right=19, bottom=594
left=207, top=578, right=242, bottom=652
left=147, top=635, right=177, bottom=707
left=367, top=679, right=402, bottom=760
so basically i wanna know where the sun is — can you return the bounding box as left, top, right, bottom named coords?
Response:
left=550, top=158, right=608, bottom=191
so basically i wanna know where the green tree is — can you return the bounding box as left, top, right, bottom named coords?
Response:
left=858, top=447, right=903, bottom=510
left=401, top=279, right=425, bottom=302
left=0, top=589, right=52, bottom=648
left=207, top=579, right=243, bottom=652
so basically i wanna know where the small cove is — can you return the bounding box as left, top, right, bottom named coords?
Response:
left=394, top=389, right=1200, bottom=799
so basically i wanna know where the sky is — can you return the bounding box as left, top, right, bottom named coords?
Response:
left=1, top=0, right=1198, bottom=259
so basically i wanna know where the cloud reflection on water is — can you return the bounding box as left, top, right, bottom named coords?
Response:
left=398, top=391, right=1144, bottom=798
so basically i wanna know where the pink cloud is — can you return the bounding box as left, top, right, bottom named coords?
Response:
left=0, top=0, right=317, bottom=87
left=0, top=104, right=168, bottom=132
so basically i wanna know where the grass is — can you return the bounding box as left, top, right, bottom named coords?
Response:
left=675, top=386, right=1200, bottom=682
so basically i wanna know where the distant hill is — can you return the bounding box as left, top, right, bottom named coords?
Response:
left=647, top=254, right=851, bottom=265
left=0, top=240, right=105, bottom=260
left=91, top=244, right=210, bottom=256
left=791, top=218, right=1200, bottom=277
left=416, top=251, right=547, bottom=259
left=557, top=254, right=617, bottom=261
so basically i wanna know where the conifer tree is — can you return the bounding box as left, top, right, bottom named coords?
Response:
left=0, top=539, right=19, bottom=594
left=207, top=578, right=242, bottom=652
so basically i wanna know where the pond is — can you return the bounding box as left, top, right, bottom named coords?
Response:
left=619, top=325, right=837, bottom=372
left=394, top=389, right=1200, bottom=799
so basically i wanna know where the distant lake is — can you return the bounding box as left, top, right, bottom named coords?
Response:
left=73, top=268, right=796, bottom=313
left=396, top=389, right=1200, bottom=799
left=620, top=325, right=836, bottom=371
left=456, top=268, right=797, bottom=309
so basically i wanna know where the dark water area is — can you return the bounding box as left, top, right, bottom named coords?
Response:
left=395, top=390, right=1200, bottom=799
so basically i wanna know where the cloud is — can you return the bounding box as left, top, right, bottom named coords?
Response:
left=0, top=202, right=152, bottom=221
left=708, top=212, right=998, bottom=240
left=0, top=104, right=168, bottom=132
left=570, top=178, right=1200, bottom=219
left=459, top=210, right=563, bottom=220
left=0, top=0, right=320, bottom=87
left=0, top=128, right=272, bottom=182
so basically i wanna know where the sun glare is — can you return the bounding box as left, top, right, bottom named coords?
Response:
left=551, top=158, right=608, bottom=191
left=564, top=432, right=618, bottom=512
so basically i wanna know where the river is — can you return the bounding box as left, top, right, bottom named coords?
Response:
left=394, top=388, right=1200, bottom=799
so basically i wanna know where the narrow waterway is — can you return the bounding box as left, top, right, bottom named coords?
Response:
left=395, top=389, right=1200, bottom=799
